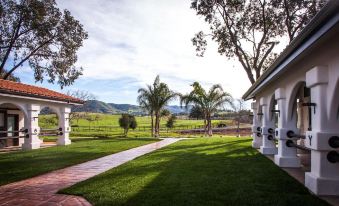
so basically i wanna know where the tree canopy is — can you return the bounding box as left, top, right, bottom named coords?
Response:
left=180, top=82, right=233, bottom=136
left=0, top=0, right=88, bottom=87
left=191, top=0, right=326, bottom=84
left=137, top=75, right=177, bottom=137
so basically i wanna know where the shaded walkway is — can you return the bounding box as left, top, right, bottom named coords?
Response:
left=0, top=138, right=182, bottom=206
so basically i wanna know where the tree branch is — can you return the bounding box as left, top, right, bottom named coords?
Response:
left=3, top=37, right=55, bottom=79
left=257, top=42, right=276, bottom=76
left=0, top=16, right=23, bottom=74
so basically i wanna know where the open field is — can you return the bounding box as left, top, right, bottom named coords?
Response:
left=0, top=138, right=158, bottom=186
left=61, top=137, right=327, bottom=206
left=39, top=113, right=248, bottom=139
left=39, top=113, right=232, bottom=128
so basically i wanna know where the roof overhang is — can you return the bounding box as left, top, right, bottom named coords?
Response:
left=0, top=92, right=83, bottom=106
left=242, top=0, right=339, bottom=100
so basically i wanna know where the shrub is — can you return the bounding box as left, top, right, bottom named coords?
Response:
left=119, top=114, right=137, bottom=137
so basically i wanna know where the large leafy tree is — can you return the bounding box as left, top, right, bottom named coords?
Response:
left=0, top=0, right=88, bottom=87
left=137, top=76, right=177, bottom=137
left=191, top=0, right=326, bottom=84
left=180, top=82, right=233, bottom=136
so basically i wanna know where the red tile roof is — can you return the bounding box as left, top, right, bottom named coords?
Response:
left=0, top=79, right=84, bottom=104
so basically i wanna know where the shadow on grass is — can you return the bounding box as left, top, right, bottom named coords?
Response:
left=61, top=138, right=328, bottom=206
left=71, top=136, right=158, bottom=142
left=0, top=138, right=158, bottom=186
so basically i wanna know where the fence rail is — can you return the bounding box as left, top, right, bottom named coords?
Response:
left=70, top=124, right=209, bottom=133
left=70, top=123, right=251, bottom=133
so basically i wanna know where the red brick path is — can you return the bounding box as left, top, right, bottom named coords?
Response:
left=0, top=138, right=181, bottom=206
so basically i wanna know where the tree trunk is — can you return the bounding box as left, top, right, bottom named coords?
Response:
left=151, top=113, right=154, bottom=137
left=203, top=113, right=208, bottom=136
left=237, top=115, right=240, bottom=137
left=208, top=117, right=213, bottom=137
left=157, top=113, right=161, bottom=137
left=154, top=112, right=160, bottom=137
left=124, top=128, right=129, bottom=137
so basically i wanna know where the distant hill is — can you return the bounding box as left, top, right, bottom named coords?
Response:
left=67, top=100, right=191, bottom=115
left=107, top=103, right=143, bottom=114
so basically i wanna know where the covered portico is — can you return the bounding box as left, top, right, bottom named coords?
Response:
left=243, top=1, right=339, bottom=196
left=0, top=79, right=83, bottom=150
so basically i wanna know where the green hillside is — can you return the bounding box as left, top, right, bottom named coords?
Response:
left=69, top=100, right=189, bottom=115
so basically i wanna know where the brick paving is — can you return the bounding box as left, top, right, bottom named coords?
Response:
left=0, top=138, right=182, bottom=206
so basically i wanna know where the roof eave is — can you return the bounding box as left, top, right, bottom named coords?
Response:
left=0, top=91, right=84, bottom=105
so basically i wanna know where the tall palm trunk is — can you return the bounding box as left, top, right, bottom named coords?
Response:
left=237, top=114, right=240, bottom=137
left=207, top=115, right=213, bottom=136
left=151, top=112, right=154, bottom=137
left=203, top=113, right=208, bottom=136
left=154, top=111, right=160, bottom=137
left=157, top=112, right=161, bottom=137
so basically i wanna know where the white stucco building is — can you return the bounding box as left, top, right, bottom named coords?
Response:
left=243, top=1, right=339, bottom=196
left=0, top=79, right=83, bottom=150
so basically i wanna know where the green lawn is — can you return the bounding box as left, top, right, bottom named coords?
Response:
left=0, top=137, right=158, bottom=186
left=61, top=137, right=327, bottom=206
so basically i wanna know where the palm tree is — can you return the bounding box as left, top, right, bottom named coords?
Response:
left=138, top=97, right=155, bottom=137
left=137, top=76, right=177, bottom=137
left=180, top=82, right=233, bottom=136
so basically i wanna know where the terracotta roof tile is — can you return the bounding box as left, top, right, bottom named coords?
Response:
left=0, top=79, right=84, bottom=104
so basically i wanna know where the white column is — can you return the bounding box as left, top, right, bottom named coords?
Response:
left=304, top=66, right=339, bottom=195
left=260, top=97, right=278, bottom=155
left=251, top=101, right=262, bottom=148
left=57, top=106, right=71, bottom=146
left=274, top=88, right=300, bottom=167
left=22, top=104, right=41, bottom=150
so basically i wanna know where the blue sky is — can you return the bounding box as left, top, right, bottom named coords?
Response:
left=15, top=0, right=253, bottom=105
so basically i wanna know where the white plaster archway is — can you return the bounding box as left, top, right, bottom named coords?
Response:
left=329, top=77, right=339, bottom=121
left=287, top=81, right=306, bottom=122
left=0, top=101, right=28, bottom=121
left=268, top=94, right=277, bottom=123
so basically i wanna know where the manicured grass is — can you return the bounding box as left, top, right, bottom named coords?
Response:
left=61, top=137, right=328, bottom=206
left=0, top=137, right=158, bottom=186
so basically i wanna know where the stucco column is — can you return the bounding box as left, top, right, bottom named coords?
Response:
left=274, top=88, right=300, bottom=167
left=259, top=97, right=277, bottom=155
left=304, top=66, right=339, bottom=195
left=22, top=104, right=41, bottom=150
left=251, top=101, right=262, bottom=148
left=57, top=107, right=71, bottom=146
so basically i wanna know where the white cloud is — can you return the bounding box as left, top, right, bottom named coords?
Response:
left=55, top=0, right=253, bottom=104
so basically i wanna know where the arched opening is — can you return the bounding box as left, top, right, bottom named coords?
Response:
left=269, top=94, right=278, bottom=128
left=288, top=81, right=312, bottom=167
left=257, top=104, right=263, bottom=123
left=0, top=103, right=27, bottom=149
left=329, top=78, right=339, bottom=122
left=39, top=106, right=61, bottom=142
left=288, top=82, right=312, bottom=132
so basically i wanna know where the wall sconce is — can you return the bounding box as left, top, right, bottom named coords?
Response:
left=271, top=109, right=280, bottom=117
left=302, top=102, right=316, bottom=114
